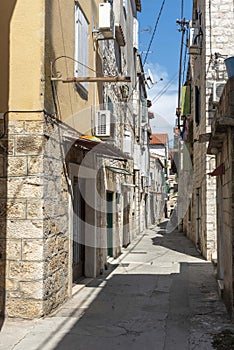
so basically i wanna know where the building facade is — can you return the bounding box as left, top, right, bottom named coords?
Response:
left=148, top=133, right=169, bottom=225
left=208, top=77, right=234, bottom=318
left=148, top=154, right=165, bottom=226
left=182, top=0, right=234, bottom=261
left=0, top=0, right=148, bottom=319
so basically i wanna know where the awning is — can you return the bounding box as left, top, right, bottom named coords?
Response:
left=208, top=163, right=225, bottom=176
left=105, top=165, right=132, bottom=175
left=121, top=183, right=136, bottom=187
left=63, top=134, right=131, bottom=161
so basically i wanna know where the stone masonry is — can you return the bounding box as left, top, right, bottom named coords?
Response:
left=208, top=77, right=234, bottom=317
left=0, top=113, right=70, bottom=318
left=189, top=0, right=234, bottom=260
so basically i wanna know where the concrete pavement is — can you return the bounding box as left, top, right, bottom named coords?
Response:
left=1, top=220, right=234, bottom=350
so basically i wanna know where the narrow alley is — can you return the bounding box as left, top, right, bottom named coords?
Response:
left=1, top=221, right=234, bottom=350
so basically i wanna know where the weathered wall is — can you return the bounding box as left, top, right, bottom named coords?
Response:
left=1, top=115, right=70, bottom=318
left=190, top=0, right=234, bottom=260
left=209, top=77, right=234, bottom=317
left=0, top=0, right=103, bottom=318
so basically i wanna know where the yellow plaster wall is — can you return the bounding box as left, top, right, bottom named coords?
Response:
left=1, top=0, right=103, bottom=130
left=9, top=0, right=45, bottom=113
left=45, top=0, right=103, bottom=134
left=0, top=1, right=17, bottom=112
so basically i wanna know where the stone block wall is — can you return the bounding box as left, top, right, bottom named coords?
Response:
left=42, top=116, right=69, bottom=315
left=189, top=0, right=234, bottom=260
left=221, top=131, right=233, bottom=314
left=211, top=77, right=234, bottom=316
left=1, top=114, right=70, bottom=318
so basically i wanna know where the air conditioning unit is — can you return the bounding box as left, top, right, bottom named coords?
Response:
left=99, top=3, right=115, bottom=39
left=212, top=81, right=226, bottom=104
left=95, top=110, right=111, bottom=137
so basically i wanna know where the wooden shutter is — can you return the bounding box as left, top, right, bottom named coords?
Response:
left=75, top=4, right=89, bottom=91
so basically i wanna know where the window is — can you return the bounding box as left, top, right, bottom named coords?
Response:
left=141, top=98, right=147, bottom=123
left=195, top=86, right=200, bottom=126
left=74, top=3, right=89, bottom=93
left=123, top=130, right=132, bottom=155
left=114, top=41, right=122, bottom=74
left=123, top=0, right=128, bottom=17
left=133, top=18, right=139, bottom=49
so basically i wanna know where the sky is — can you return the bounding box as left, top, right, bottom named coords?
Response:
left=138, top=0, right=192, bottom=146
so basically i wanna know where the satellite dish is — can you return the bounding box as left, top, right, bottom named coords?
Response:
left=147, top=69, right=155, bottom=85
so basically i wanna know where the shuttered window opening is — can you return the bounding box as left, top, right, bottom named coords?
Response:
left=75, top=4, right=89, bottom=92
left=133, top=18, right=139, bottom=49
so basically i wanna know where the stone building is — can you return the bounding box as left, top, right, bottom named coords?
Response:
left=0, top=0, right=146, bottom=319
left=208, top=76, right=234, bottom=318
left=148, top=154, right=166, bottom=226
left=149, top=134, right=169, bottom=177
left=182, top=0, right=234, bottom=261
left=148, top=133, right=169, bottom=225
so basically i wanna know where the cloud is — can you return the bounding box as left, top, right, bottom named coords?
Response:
left=145, top=63, right=178, bottom=146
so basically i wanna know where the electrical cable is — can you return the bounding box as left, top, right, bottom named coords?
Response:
left=151, top=72, right=178, bottom=104
left=51, top=55, right=103, bottom=79
left=143, top=0, right=167, bottom=66
left=152, top=74, right=178, bottom=103
left=114, top=0, right=167, bottom=105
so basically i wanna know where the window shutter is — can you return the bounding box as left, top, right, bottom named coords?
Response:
left=195, top=86, right=200, bottom=126
left=141, top=99, right=147, bottom=122
left=141, top=150, right=146, bottom=175
left=134, top=144, right=141, bottom=170
left=133, top=18, right=139, bottom=49
left=74, top=4, right=89, bottom=91
left=123, top=130, right=132, bottom=154
left=123, top=0, right=128, bottom=15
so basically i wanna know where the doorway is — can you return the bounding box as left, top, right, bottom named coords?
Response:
left=72, top=177, right=85, bottom=282
left=196, top=187, right=202, bottom=252
left=217, top=177, right=224, bottom=281
left=106, top=191, right=113, bottom=257
left=123, top=192, right=130, bottom=247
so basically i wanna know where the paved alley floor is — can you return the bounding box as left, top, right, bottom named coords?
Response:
left=1, top=221, right=234, bottom=350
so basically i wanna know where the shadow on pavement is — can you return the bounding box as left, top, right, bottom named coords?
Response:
left=151, top=220, right=204, bottom=260
left=30, top=261, right=233, bottom=350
